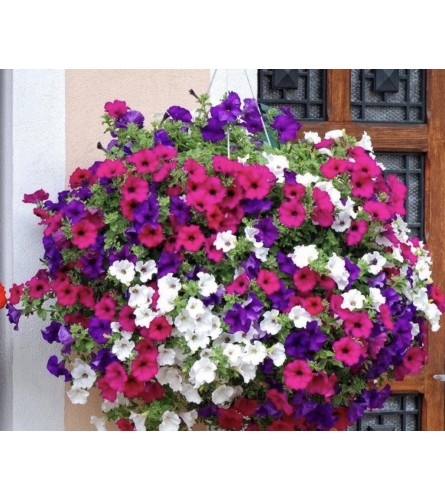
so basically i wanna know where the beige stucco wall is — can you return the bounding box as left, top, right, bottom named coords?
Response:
left=65, top=69, right=209, bottom=430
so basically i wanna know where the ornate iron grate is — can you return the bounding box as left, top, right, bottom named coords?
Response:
left=375, top=152, right=425, bottom=239
left=349, top=394, right=422, bottom=431
left=258, top=69, right=327, bottom=121
left=351, top=69, right=426, bottom=123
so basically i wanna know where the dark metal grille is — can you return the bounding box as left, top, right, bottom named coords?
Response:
left=351, top=70, right=426, bottom=123
left=349, top=394, right=422, bottom=431
left=375, top=153, right=424, bottom=238
left=258, top=69, right=326, bottom=121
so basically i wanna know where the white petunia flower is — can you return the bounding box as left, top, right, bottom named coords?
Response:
left=327, top=254, right=349, bottom=290
left=254, top=246, right=269, bottom=262
left=214, top=230, right=237, bottom=253
left=159, top=411, right=181, bottom=431
left=128, top=284, right=155, bottom=308
left=111, top=321, right=121, bottom=333
left=212, top=385, right=236, bottom=406
left=268, top=343, right=286, bottom=366
left=108, top=260, right=135, bottom=286
left=223, top=343, right=243, bottom=366
left=415, top=260, right=432, bottom=281
left=71, top=359, right=96, bottom=390
left=245, top=226, right=263, bottom=248
left=208, top=315, right=223, bottom=340
left=67, top=387, right=89, bottom=405
left=174, top=310, right=195, bottom=333
left=134, top=305, right=156, bottom=328
left=189, top=358, right=217, bottom=388
left=130, top=412, right=147, bottom=432
left=362, top=252, right=387, bottom=275
left=234, top=362, right=257, bottom=383
left=180, top=410, right=198, bottom=431
left=243, top=341, right=267, bottom=365
left=90, top=416, right=107, bottom=431
left=158, top=273, right=182, bottom=298
left=156, top=367, right=183, bottom=392
left=341, top=289, right=366, bottom=310
left=356, top=131, right=373, bottom=152
left=101, top=393, right=128, bottom=413
left=197, top=272, right=218, bottom=297
left=262, top=153, right=289, bottom=183
left=156, top=295, right=176, bottom=314
left=332, top=211, right=352, bottom=232
left=296, top=172, right=320, bottom=186
left=186, top=297, right=205, bottom=319
left=184, top=329, right=210, bottom=352
left=135, top=260, right=157, bottom=282
left=289, top=305, right=313, bottom=329
left=369, top=288, right=385, bottom=310
left=112, top=332, right=135, bottom=361
left=304, top=131, right=321, bottom=144
left=181, top=383, right=202, bottom=404
left=157, top=345, right=176, bottom=366
left=289, top=244, right=319, bottom=268
left=325, top=129, right=343, bottom=140
left=194, top=310, right=214, bottom=334
left=260, top=310, right=282, bottom=335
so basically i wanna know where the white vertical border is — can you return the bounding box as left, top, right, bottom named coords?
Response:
left=0, top=70, right=14, bottom=430
left=209, top=69, right=257, bottom=102
left=0, top=70, right=66, bottom=430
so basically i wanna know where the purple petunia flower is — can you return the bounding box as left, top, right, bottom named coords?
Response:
left=167, top=105, right=192, bottom=123
left=242, top=293, right=264, bottom=321
left=306, top=404, right=336, bottom=430
left=276, top=252, right=297, bottom=276
left=271, top=106, right=302, bottom=143
left=210, top=92, right=242, bottom=123
left=115, top=110, right=145, bottom=129
left=108, top=245, right=137, bottom=265
left=47, top=355, right=72, bottom=382
left=170, top=196, right=191, bottom=224
left=58, top=325, right=74, bottom=354
left=254, top=217, right=278, bottom=247
left=133, top=196, right=159, bottom=227
left=293, top=392, right=318, bottom=419
left=90, top=348, right=118, bottom=373
left=224, top=303, right=251, bottom=334
left=80, top=252, right=105, bottom=279
left=6, top=304, right=21, bottom=331
left=154, top=129, right=174, bottom=147
left=347, top=393, right=370, bottom=423
left=242, top=253, right=261, bottom=280
left=41, top=321, right=62, bottom=344
left=284, top=321, right=326, bottom=358
left=268, top=282, right=293, bottom=311
left=63, top=200, right=86, bottom=223
left=88, top=317, right=112, bottom=344
left=344, top=258, right=360, bottom=288
left=241, top=98, right=263, bottom=134
left=241, top=199, right=273, bottom=215
left=202, top=287, right=224, bottom=308
left=157, top=252, right=180, bottom=278
left=201, top=117, right=226, bottom=142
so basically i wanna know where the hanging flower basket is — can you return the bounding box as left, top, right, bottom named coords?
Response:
left=8, top=90, right=444, bottom=431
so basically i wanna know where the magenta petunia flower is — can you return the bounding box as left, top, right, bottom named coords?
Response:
left=278, top=199, right=306, bottom=227
left=283, top=360, right=313, bottom=390
left=333, top=337, right=364, bottom=366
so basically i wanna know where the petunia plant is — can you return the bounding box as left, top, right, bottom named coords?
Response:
left=7, top=90, right=444, bottom=431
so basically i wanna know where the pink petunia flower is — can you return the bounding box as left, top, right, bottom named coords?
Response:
left=278, top=199, right=306, bottom=227
left=345, top=220, right=368, bottom=246
left=71, top=220, right=98, bottom=249
left=333, top=337, right=364, bottom=366
left=237, top=164, right=275, bottom=199
left=146, top=316, right=173, bottom=341
left=320, top=158, right=349, bottom=179
left=138, top=225, right=164, bottom=248
left=293, top=267, right=318, bottom=293
left=177, top=225, right=205, bottom=252
left=96, top=159, right=126, bottom=178
left=363, top=200, right=391, bottom=222
left=257, top=270, right=280, bottom=295
left=226, top=273, right=250, bottom=295
left=122, top=175, right=149, bottom=203
left=283, top=360, right=313, bottom=390
left=94, top=295, right=116, bottom=321
left=344, top=311, right=373, bottom=338
left=131, top=354, right=158, bottom=382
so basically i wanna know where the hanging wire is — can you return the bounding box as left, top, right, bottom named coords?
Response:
left=226, top=69, right=231, bottom=159
left=243, top=69, right=272, bottom=147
